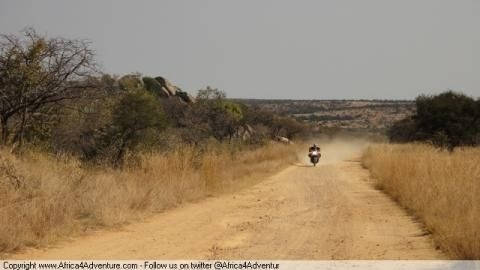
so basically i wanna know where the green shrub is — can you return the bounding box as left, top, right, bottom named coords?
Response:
left=96, top=90, right=168, bottom=166
left=389, top=91, right=480, bottom=149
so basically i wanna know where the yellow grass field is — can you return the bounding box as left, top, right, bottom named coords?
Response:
left=0, top=143, right=298, bottom=254
left=362, top=143, right=480, bottom=259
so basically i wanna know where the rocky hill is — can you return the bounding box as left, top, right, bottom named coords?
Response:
left=117, top=74, right=195, bottom=104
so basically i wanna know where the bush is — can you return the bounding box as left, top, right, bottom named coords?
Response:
left=389, top=91, right=480, bottom=149
left=95, top=90, right=167, bottom=166
left=118, top=74, right=143, bottom=91
left=387, top=117, right=416, bottom=143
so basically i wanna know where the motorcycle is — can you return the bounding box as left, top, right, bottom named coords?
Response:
left=309, top=150, right=320, bottom=166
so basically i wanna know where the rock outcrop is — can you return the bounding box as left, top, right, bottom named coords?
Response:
left=141, top=75, right=195, bottom=104
left=175, top=90, right=195, bottom=103
left=155, top=76, right=177, bottom=96
left=143, top=77, right=170, bottom=97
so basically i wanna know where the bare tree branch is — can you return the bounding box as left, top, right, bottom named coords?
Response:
left=0, top=28, right=100, bottom=145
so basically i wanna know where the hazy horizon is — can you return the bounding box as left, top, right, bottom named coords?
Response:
left=1, top=0, right=478, bottom=99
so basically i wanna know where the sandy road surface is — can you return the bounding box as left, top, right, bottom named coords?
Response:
left=12, top=141, right=444, bottom=259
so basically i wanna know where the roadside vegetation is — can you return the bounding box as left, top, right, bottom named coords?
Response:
left=362, top=144, right=479, bottom=259
left=0, top=143, right=298, bottom=253
left=388, top=91, right=480, bottom=149
left=0, top=29, right=306, bottom=253
left=363, top=91, right=480, bottom=259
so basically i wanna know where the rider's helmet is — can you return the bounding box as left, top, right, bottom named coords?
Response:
left=313, top=144, right=317, bottom=148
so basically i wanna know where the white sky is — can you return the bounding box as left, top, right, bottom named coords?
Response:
left=1, top=0, right=479, bottom=99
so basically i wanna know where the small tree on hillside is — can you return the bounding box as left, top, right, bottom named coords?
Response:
left=196, top=86, right=226, bottom=100
left=96, top=90, right=167, bottom=166
left=193, top=87, right=244, bottom=142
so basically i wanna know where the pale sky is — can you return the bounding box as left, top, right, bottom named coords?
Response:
left=1, top=0, right=478, bottom=99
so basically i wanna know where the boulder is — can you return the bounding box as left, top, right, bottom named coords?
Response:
left=176, top=90, right=195, bottom=104
left=143, top=77, right=170, bottom=97
left=155, top=76, right=177, bottom=96
left=159, top=87, right=170, bottom=98
left=141, top=75, right=195, bottom=103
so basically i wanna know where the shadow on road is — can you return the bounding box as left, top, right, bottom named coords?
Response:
left=293, top=163, right=314, bottom=168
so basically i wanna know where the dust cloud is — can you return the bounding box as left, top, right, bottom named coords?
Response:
left=298, top=138, right=370, bottom=165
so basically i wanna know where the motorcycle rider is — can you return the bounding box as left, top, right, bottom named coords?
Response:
left=308, top=144, right=321, bottom=157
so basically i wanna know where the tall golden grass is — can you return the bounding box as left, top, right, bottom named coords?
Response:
left=0, top=143, right=298, bottom=254
left=362, top=143, right=480, bottom=259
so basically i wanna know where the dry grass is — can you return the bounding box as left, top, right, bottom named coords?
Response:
left=362, top=143, right=480, bottom=259
left=0, top=142, right=298, bottom=254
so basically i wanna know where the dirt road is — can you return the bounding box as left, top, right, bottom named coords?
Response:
left=12, top=141, right=445, bottom=259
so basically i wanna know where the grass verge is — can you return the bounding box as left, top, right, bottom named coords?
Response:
left=0, top=142, right=298, bottom=254
left=362, top=143, right=479, bottom=259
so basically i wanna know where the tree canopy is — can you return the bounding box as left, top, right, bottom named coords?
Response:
left=388, top=91, right=480, bottom=149
left=0, top=28, right=97, bottom=145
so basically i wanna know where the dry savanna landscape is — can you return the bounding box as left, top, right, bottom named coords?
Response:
left=2, top=97, right=479, bottom=260
left=0, top=1, right=479, bottom=263
left=236, top=99, right=415, bottom=130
